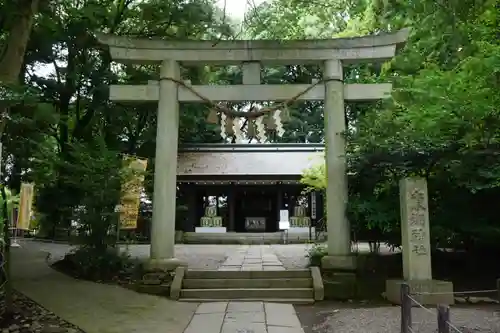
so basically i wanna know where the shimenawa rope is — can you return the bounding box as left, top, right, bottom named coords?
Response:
left=161, top=77, right=336, bottom=119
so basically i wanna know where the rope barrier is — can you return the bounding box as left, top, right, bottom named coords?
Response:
left=446, top=320, right=465, bottom=333
left=407, top=294, right=436, bottom=315
left=161, top=77, right=339, bottom=119
left=412, top=289, right=497, bottom=295
left=405, top=294, right=466, bottom=333
left=405, top=294, right=436, bottom=333
left=400, top=283, right=494, bottom=333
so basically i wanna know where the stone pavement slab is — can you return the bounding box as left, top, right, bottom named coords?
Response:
left=265, top=303, right=302, bottom=327
left=222, top=322, right=267, bottom=333
left=183, top=313, right=225, bottom=333
left=224, top=311, right=265, bottom=323
left=184, top=302, right=305, bottom=333
left=196, top=302, right=228, bottom=314
left=217, top=245, right=285, bottom=271
left=227, top=302, right=264, bottom=312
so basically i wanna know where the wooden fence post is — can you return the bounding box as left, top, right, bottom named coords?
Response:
left=496, top=278, right=500, bottom=302
left=401, top=283, right=412, bottom=333
left=437, top=304, right=450, bottom=333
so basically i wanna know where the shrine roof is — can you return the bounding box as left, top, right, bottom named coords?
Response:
left=177, top=143, right=324, bottom=177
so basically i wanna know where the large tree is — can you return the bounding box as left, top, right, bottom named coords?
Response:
left=248, top=0, right=500, bottom=250
left=0, top=0, right=44, bottom=315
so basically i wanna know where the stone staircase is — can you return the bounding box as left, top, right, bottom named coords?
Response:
left=178, top=269, right=321, bottom=304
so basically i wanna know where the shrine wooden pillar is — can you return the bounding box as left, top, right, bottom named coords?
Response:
left=228, top=184, right=236, bottom=232
left=317, top=191, right=325, bottom=222
left=196, top=188, right=205, bottom=226
left=185, top=185, right=197, bottom=232
left=276, top=184, right=283, bottom=228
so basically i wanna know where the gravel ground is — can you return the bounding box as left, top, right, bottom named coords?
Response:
left=174, top=245, right=239, bottom=269
left=271, top=244, right=312, bottom=269
left=31, top=242, right=315, bottom=270
left=295, top=303, right=500, bottom=333
left=19, top=241, right=395, bottom=270
left=0, top=291, right=84, bottom=333
left=125, top=244, right=239, bottom=269
left=128, top=244, right=319, bottom=270
left=25, top=242, right=239, bottom=270
left=271, top=243, right=397, bottom=269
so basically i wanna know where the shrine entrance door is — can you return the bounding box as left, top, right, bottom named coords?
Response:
left=234, top=186, right=277, bottom=233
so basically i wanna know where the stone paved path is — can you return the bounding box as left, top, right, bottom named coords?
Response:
left=218, top=245, right=285, bottom=271
left=11, top=243, right=199, bottom=333
left=184, top=301, right=304, bottom=333
left=204, top=246, right=304, bottom=332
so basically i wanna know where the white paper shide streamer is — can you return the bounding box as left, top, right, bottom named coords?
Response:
left=273, top=110, right=285, bottom=137
left=232, top=117, right=243, bottom=142
left=254, top=116, right=267, bottom=143
left=220, top=112, right=227, bottom=139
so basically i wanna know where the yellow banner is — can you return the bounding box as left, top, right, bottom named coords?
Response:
left=119, top=157, right=147, bottom=229
left=17, top=183, right=34, bottom=230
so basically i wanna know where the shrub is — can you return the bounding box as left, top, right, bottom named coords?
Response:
left=53, top=246, right=139, bottom=282
left=306, top=243, right=328, bottom=267
left=38, top=140, right=147, bottom=282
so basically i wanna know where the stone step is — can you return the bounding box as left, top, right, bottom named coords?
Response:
left=183, top=278, right=313, bottom=289
left=185, top=269, right=311, bottom=279
left=180, top=288, right=314, bottom=300
left=183, top=232, right=323, bottom=244
left=179, top=298, right=315, bottom=304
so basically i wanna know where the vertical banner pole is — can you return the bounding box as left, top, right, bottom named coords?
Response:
left=11, top=207, right=20, bottom=248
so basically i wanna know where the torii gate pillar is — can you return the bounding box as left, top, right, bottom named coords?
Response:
left=148, top=59, right=183, bottom=270
left=322, top=59, right=354, bottom=270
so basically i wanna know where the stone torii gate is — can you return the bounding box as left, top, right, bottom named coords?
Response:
left=97, top=30, right=409, bottom=271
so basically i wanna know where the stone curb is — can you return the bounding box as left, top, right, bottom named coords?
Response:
left=170, top=266, right=185, bottom=300
left=33, top=238, right=151, bottom=245
left=310, top=266, right=324, bottom=301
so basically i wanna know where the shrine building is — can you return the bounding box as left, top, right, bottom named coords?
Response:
left=175, top=143, right=325, bottom=241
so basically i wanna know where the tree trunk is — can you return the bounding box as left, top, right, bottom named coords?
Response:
left=0, top=0, right=41, bottom=83
left=0, top=0, right=42, bottom=317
